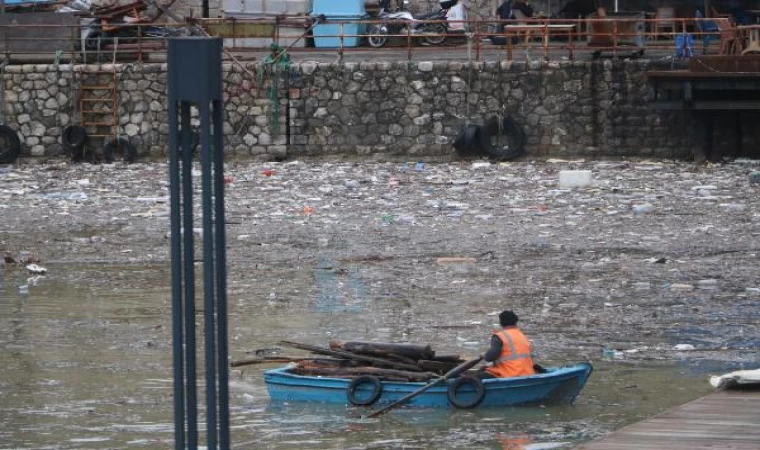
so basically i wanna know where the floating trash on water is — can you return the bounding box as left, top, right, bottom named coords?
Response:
left=673, top=344, right=696, bottom=351
left=631, top=203, right=654, bottom=215
left=26, top=264, right=47, bottom=274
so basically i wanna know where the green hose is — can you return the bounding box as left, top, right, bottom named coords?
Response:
left=258, top=43, right=291, bottom=136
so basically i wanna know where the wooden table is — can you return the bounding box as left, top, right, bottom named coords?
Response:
left=502, top=23, right=577, bottom=60
left=738, top=24, right=760, bottom=54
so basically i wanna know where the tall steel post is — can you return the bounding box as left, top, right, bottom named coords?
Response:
left=167, top=37, right=229, bottom=450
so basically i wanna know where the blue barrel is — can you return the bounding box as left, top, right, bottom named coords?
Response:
left=311, top=0, right=367, bottom=48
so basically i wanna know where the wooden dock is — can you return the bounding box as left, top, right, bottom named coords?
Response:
left=575, top=388, right=760, bottom=450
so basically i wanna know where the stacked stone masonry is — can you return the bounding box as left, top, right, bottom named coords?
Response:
left=4, top=61, right=759, bottom=161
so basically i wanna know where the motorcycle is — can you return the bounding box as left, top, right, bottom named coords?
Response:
left=366, top=0, right=462, bottom=48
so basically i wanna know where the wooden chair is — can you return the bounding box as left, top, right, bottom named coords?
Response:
left=715, top=18, right=742, bottom=55
left=651, top=7, right=676, bottom=40
left=511, top=9, right=537, bottom=43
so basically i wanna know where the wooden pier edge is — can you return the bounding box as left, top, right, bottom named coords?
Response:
left=574, top=388, right=760, bottom=450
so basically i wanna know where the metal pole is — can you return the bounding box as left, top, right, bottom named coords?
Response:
left=212, top=97, right=230, bottom=449
left=168, top=37, right=228, bottom=450
left=180, top=101, right=198, bottom=449
left=168, top=80, right=185, bottom=450
left=200, top=102, right=217, bottom=449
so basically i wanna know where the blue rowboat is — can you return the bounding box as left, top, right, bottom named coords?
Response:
left=264, top=362, right=593, bottom=409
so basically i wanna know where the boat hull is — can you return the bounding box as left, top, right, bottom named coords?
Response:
left=264, top=363, right=593, bottom=408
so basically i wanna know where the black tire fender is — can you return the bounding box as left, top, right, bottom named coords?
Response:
left=104, top=136, right=137, bottom=163
left=0, top=124, right=21, bottom=164
left=447, top=376, right=486, bottom=409
left=62, top=125, right=88, bottom=149
left=479, top=116, right=526, bottom=161
left=347, top=375, right=383, bottom=406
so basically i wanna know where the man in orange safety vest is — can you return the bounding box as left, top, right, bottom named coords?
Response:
left=482, top=310, right=536, bottom=378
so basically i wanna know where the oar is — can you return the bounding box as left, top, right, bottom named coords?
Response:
left=364, top=355, right=484, bottom=419
left=230, top=356, right=310, bottom=367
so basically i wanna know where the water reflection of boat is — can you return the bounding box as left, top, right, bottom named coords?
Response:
left=264, top=363, right=593, bottom=409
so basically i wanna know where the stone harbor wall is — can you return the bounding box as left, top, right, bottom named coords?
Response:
left=3, top=60, right=759, bottom=162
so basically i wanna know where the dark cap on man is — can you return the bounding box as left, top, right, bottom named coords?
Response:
left=499, top=310, right=519, bottom=327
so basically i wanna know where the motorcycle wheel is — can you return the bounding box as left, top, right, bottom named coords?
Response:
left=367, top=24, right=389, bottom=48
left=423, top=24, right=447, bottom=46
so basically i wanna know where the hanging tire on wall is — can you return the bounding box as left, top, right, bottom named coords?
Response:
left=453, top=123, right=483, bottom=155
left=104, top=136, right=137, bottom=163
left=62, top=125, right=89, bottom=150
left=346, top=375, right=383, bottom=406
left=447, top=376, right=486, bottom=409
left=479, top=116, right=526, bottom=161
left=0, top=124, right=21, bottom=164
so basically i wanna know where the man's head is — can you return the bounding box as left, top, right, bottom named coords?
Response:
left=499, top=310, right=519, bottom=327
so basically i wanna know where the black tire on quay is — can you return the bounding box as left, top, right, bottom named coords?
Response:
left=447, top=376, right=485, bottom=409
left=103, top=136, right=137, bottom=163
left=84, top=30, right=106, bottom=51
left=479, top=116, right=526, bottom=161
left=423, top=23, right=447, bottom=46
left=0, top=124, right=21, bottom=164
left=62, top=125, right=88, bottom=149
left=177, top=129, right=200, bottom=157
left=453, top=123, right=482, bottom=154
left=367, top=24, right=389, bottom=48
left=347, top=375, right=383, bottom=406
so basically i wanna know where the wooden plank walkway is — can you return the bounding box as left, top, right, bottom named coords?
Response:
left=575, top=388, right=760, bottom=450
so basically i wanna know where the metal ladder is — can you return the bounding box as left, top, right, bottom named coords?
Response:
left=79, top=40, right=119, bottom=144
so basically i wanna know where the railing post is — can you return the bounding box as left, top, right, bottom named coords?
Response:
left=137, top=24, right=143, bottom=64
left=339, top=21, right=344, bottom=64
left=543, top=19, right=548, bottom=61
left=568, top=21, right=575, bottom=60
left=70, top=24, right=76, bottom=64
left=407, top=23, right=412, bottom=61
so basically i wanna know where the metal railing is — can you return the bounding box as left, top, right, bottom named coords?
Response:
left=0, top=17, right=747, bottom=65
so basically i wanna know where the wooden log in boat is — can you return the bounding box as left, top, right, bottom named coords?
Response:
left=417, top=359, right=463, bottom=374
left=230, top=357, right=354, bottom=368
left=329, top=340, right=435, bottom=360
left=431, top=354, right=466, bottom=363
left=280, top=340, right=423, bottom=372
left=231, top=356, right=303, bottom=367
left=290, top=365, right=438, bottom=382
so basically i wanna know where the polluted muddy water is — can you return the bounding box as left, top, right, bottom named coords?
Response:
left=1, top=159, right=759, bottom=448
left=0, top=267, right=713, bottom=449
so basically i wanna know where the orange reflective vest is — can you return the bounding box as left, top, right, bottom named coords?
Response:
left=485, top=326, right=535, bottom=378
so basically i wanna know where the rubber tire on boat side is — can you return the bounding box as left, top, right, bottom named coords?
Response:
left=447, top=376, right=486, bottom=409
left=347, top=375, right=383, bottom=406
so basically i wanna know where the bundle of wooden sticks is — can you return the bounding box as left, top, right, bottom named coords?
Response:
left=231, top=340, right=468, bottom=382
